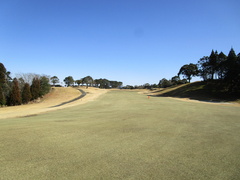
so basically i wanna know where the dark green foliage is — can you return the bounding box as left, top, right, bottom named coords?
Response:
left=0, top=86, right=6, bottom=106
left=151, top=84, right=158, bottom=88
left=143, top=83, right=151, bottom=89
left=75, top=79, right=83, bottom=86
left=178, top=63, right=198, bottom=82
left=64, top=76, right=74, bottom=87
left=171, top=76, right=180, bottom=85
left=31, top=78, right=40, bottom=100
left=0, top=62, right=52, bottom=106
left=225, top=49, right=240, bottom=93
left=18, top=77, right=25, bottom=92
left=99, top=79, right=109, bottom=89
left=158, top=78, right=172, bottom=88
left=8, top=78, right=22, bottom=106
left=50, top=76, right=59, bottom=86
left=97, top=78, right=110, bottom=89
left=197, top=50, right=227, bottom=81
left=197, top=48, right=240, bottom=94
left=197, top=49, right=239, bottom=83
left=225, top=48, right=238, bottom=80
left=76, top=76, right=122, bottom=89
left=40, top=76, right=51, bottom=96
left=82, top=76, right=93, bottom=88
left=94, top=79, right=101, bottom=87
left=1, top=81, right=11, bottom=102
left=217, top=52, right=227, bottom=79
left=208, top=50, right=218, bottom=79
left=0, top=71, right=6, bottom=85
left=180, top=79, right=188, bottom=84
left=0, top=63, right=7, bottom=85
left=235, top=53, right=240, bottom=93
left=198, top=56, right=210, bottom=80
left=109, top=81, right=123, bottom=88
left=22, top=83, right=32, bottom=104
left=0, top=63, right=12, bottom=106
left=0, top=63, right=7, bottom=106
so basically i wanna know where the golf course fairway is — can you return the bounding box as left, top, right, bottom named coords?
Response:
left=1, top=90, right=240, bottom=179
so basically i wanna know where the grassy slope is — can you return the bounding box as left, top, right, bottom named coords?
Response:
left=152, top=81, right=240, bottom=103
left=0, top=90, right=240, bottom=179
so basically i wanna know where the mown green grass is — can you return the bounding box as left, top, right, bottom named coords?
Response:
left=1, top=90, right=240, bottom=179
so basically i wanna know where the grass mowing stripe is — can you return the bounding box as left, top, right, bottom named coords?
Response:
left=0, top=90, right=240, bottom=179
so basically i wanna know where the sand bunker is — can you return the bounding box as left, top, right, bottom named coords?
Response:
left=0, top=87, right=108, bottom=119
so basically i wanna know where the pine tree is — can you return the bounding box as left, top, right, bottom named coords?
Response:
left=0, top=86, right=6, bottom=106
left=8, top=78, right=22, bottom=106
left=209, top=50, right=218, bottom=80
left=225, top=48, right=237, bottom=81
left=217, top=52, right=227, bottom=79
left=0, top=63, right=7, bottom=85
left=31, top=78, right=40, bottom=100
left=0, top=63, right=6, bottom=106
left=22, top=83, right=32, bottom=104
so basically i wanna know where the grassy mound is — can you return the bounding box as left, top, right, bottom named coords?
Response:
left=152, top=81, right=240, bottom=103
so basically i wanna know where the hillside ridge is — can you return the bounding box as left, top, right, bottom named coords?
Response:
left=148, top=81, right=240, bottom=104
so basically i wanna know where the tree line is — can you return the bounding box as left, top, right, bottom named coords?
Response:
left=0, top=62, right=123, bottom=107
left=177, top=48, right=240, bottom=94
left=123, top=48, right=240, bottom=93
left=0, top=64, right=51, bottom=106
left=1, top=48, right=238, bottom=105
left=62, top=75, right=123, bottom=89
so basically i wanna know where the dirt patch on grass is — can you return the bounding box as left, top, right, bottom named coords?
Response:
left=0, top=87, right=109, bottom=119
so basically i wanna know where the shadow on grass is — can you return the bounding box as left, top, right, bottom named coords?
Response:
left=50, top=89, right=87, bottom=108
left=150, top=81, right=239, bottom=103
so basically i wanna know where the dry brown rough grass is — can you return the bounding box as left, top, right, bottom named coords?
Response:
left=0, top=87, right=108, bottom=119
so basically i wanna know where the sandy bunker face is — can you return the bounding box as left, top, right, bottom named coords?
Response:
left=0, top=87, right=108, bottom=119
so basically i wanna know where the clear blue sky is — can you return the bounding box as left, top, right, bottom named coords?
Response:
left=0, top=0, right=239, bottom=85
